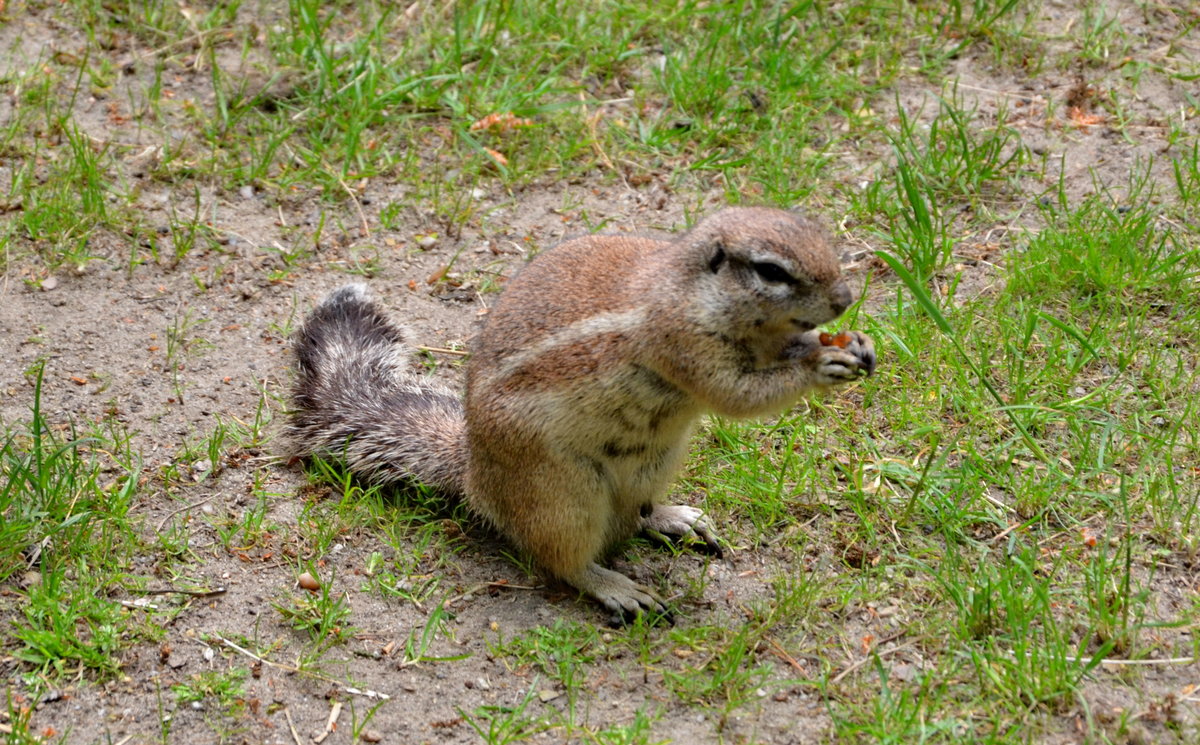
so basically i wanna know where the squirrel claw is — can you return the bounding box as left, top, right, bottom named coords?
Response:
left=844, top=331, right=876, bottom=376
left=607, top=605, right=675, bottom=628
left=576, top=563, right=672, bottom=625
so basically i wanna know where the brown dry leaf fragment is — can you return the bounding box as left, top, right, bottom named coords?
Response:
left=106, top=102, right=127, bottom=125
left=469, top=112, right=533, bottom=133
left=483, top=148, right=509, bottom=167
left=69, top=376, right=88, bottom=385
left=1068, top=106, right=1104, bottom=130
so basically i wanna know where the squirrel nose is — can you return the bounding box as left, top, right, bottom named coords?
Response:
left=829, top=281, right=853, bottom=316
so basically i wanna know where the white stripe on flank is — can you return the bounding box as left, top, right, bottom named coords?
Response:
left=493, top=307, right=649, bottom=380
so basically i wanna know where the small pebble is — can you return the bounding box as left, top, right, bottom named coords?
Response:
left=298, top=572, right=321, bottom=592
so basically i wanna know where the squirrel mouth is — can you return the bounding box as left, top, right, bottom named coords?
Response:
left=792, top=320, right=816, bottom=332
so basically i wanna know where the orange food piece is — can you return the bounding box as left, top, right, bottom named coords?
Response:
left=819, top=331, right=853, bottom=348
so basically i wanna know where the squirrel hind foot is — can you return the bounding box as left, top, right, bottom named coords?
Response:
left=570, top=563, right=674, bottom=626
left=641, top=504, right=723, bottom=557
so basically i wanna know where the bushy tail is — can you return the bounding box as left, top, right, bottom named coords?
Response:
left=288, top=284, right=468, bottom=494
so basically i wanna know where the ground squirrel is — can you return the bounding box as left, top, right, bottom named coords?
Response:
left=289, top=207, right=876, bottom=622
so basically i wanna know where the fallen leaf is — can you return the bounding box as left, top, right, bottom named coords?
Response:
left=1068, top=106, right=1104, bottom=130
left=470, top=112, right=534, bottom=133
left=1081, top=527, right=1097, bottom=547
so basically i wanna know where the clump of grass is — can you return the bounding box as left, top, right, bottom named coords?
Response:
left=172, top=668, right=249, bottom=710
left=1012, top=187, right=1198, bottom=309
left=11, top=124, right=119, bottom=273
left=274, top=565, right=356, bottom=647
left=2, top=362, right=158, bottom=680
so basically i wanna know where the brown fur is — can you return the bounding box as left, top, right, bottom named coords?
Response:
left=290, top=207, right=876, bottom=622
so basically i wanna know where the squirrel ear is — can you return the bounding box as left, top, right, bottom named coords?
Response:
left=708, top=243, right=726, bottom=273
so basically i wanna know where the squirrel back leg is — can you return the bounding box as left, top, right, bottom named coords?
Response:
left=467, top=447, right=672, bottom=623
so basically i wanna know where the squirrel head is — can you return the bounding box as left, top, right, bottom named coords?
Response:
left=681, top=208, right=853, bottom=339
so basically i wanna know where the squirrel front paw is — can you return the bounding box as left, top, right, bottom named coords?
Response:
left=816, top=330, right=875, bottom=383
left=787, top=329, right=875, bottom=383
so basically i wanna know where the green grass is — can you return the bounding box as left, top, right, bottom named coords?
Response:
left=2, top=0, right=1199, bottom=742
left=171, top=668, right=248, bottom=709
left=1, top=364, right=162, bottom=680
left=273, top=565, right=357, bottom=647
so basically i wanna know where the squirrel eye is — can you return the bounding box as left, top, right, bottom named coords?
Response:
left=708, top=245, right=726, bottom=273
left=751, top=261, right=792, bottom=284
